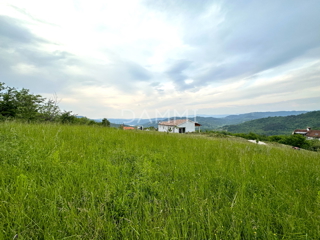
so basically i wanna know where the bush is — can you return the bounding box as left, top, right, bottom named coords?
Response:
left=268, top=135, right=283, bottom=142
left=309, top=140, right=320, bottom=152
left=279, top=134, right=311, bottom=148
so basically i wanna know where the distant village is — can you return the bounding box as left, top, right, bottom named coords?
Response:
left=121, top=119, right=320, bottom=141
left=293, top=127, right=320, bottom=140
left=122, top=119, right=201, bottom=133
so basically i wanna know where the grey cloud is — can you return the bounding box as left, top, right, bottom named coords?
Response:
left=143, top=0, right=214, bottom=18
left=166, top=59, right=191, bottom=82
left=2, top=51, right=153, bottom=95
left=2, top=1, right=320, bottom=117
left=166, top=60, right=191, bottom=74
left=191, top=62, right=320, bottom=107
left=0, top=16, right=76, bottom=93
left=156, top=89, right=164, bottom=94
left=8, top=5, right=58, bottom=26
left=242, top=97, right=320, bottom=112
left=0, top=15, right=71, bottom=69
left=165, top=59, right=198, bottom=91
left=197, top=96, right=320, bottom=115
left=237, top=62, right=320, bottom=101
left=125, top=61, right=152, bottom=81
left=0, top=15, right=153, bottom=96
left=0, top=16, right=105, bottom=97
left=147, top=0, right=320, bottom=89
left=58, top=58, right=155, bottom=95
left=0, top=16, right=46, bottom=45
left=194, top=0, right=320, bottom=83
left=149, top=82, right=160, bottom=87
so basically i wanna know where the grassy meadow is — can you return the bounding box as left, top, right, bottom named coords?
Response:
left=1, top=122, right=320, bottom=239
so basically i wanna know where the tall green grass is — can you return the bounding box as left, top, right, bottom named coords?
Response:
left=0, top=122, right=319, bottom=239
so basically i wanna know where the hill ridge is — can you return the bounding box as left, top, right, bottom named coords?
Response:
left=223, top=111, right=320, bottom=135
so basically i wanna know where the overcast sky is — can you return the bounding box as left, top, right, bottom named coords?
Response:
left=1, top=0, right=320, bottom=119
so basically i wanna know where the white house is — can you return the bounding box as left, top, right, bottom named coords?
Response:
left=293, top=127, right=320, bottom=140
left=158, top=119, right=201, bottom=133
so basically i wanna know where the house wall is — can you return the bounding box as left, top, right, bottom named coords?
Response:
left=307, top=137, right=320, bottom=140
left=178, top=121, right=195, bottom=132
left=158, top=125, right=179, bottom=133
left=158, top=120, right=195, bottom=133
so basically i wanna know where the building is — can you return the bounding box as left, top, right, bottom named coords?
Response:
left=123, top=126, right=135, bottom=130
left=293, top=127, right=320, bottom=140
left=158, top=119, right=201, bottom=133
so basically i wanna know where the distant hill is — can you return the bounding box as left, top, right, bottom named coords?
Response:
left=223, top=111, right=308, bottom=122
left=141, top=116, right=221, bottom=129
left=87, top=118, right=120, bottom=128
left=139, top=111, right=308, bottom=130
left=223, top=111, right=320, bottom=135
left=105, top=115, right=229, bottom=125
left=106, top=118, right=167, bottom=126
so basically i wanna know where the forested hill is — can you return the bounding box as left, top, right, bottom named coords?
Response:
left=222, top=111, right=308, bottom=122
left=223, top=111, right=320, bottom=135
left=141, top=111, right=308, bottom=130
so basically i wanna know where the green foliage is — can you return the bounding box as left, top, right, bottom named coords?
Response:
left=101, top=118, right=110, bottom=127
left=145, top=126, right=156, bottom=131
left=202, top=131, right=318, bottom=151
left=0, top=83, right=100, bottom=125
left=224, top=111, right=320, bottom=135
left=59, top=111, right=77, bottom=124
left=309, top=140, right=320, bottom=152
left=278, top=134, right=311, bottom=149
left=233, top=132, right=268, bottom=141
left=76, top=116, right=96, bottom=125
left=268, top=135, right=283, bottom=142
left=14, top=88, right=44, bottom=120
left=1, top=122, right=320, bottom=239
left=0, top=83, right=60, bottom=122
left=38, top=97, right=60, bottom=121
left=142, top=112, right=308, bottom=130
left=0, top=85, right=18, bottom=118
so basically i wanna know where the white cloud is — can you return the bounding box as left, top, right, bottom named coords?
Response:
left=12, top=63, right=39, bottom=75
left=0, top=0, right=320, bottom=118
left=184, top=79, right=193, bottom=84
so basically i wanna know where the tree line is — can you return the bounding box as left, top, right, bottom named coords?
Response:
left=205, top=130, right=320, bottom=152
left=0, top=83, right=110, bottom=126
left=223, top=111, right=320, bottom=135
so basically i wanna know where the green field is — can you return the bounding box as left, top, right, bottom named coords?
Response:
left=1, top=122, right=320, bottom=239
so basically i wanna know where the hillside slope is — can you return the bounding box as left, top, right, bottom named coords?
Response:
left=223, top=111, right=320, bottom=135
left=141, top=111, right=308, bottom=130
left=1, top=122, right=319, bottom=239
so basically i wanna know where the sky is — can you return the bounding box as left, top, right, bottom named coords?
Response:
left=1, top=0, right=320, bottom=119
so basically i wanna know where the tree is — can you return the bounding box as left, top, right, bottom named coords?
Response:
left=0, top=85, right=17, bottom=118
left=0, top=83, right=64, bottom=122
left=279, top=134, right=310, bottom=148
left=60, top=111, right=77, bottom=124
left=0, top=83, right=112, bottom=126
left=101, top=118, right=110, bottom=127
left=15, top=88, right=44, bottom=120
left=0, top=83, right=44, bottom=120
left=38, top=94, right=61, bottom=121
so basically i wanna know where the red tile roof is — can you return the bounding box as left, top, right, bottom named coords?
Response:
left=294, top=129, right=308, bottom=133
left=306, top=130, right=320, bottom=138
left=158, top=119, right=201, bottom=126
left=159, top=119, right=188, bottom=126
left=294, top=129, right=320, bottom=138
left=123, top=127, right=135, bottom=130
